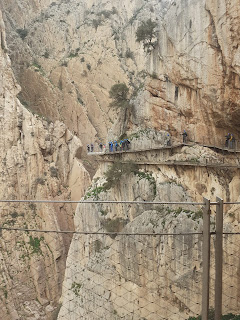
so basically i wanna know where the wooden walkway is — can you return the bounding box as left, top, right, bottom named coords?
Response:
left=96, top=159, right=240, bottom=168
left=88, top=142, right=240, bottom=156
left=87, top=142, right=240, bottom=169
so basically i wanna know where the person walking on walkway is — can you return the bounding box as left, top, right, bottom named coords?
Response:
left=99, top=142, right=103, bottom=151
left=225, top=133, right=231, bottom=147
left=166, top=134, right=171, bottom=146
left=115, top=141, right=118, bottom=152
left=182, top=130, right=188, bottom=143
left=90, top=143, right=94, bottom=152
left=110, top=141, right=113, bottom=152
left=87, top=144, right=90, bottom=153
left=126, top=139, right=131, bottom=150
left=229, top=134, right=236, bottom=149
left=119, top=140, right=123, bottom=151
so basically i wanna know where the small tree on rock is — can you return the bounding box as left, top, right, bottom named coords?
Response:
left=136, top=19, right=158, bottom=51
left=109, top=83, right=131, bottom=109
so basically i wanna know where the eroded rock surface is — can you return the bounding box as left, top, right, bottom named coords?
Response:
left=59, top=159, right=240, bottom=318
left=0, top=10, right=91, bottom=319
left=0, top=0, right=239, bottom=319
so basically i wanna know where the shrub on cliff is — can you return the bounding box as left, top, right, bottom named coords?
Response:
left=188, top=310, right=240, bottom=319
left=16, top=28, right=28, bottom=40
left=136, top=19, right=158, bottom=51
left=103, top=161, right=138, bottom=190
left=109, top=83, right=132, bottom=109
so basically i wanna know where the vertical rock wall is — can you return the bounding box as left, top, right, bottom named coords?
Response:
left=0, top=10, right=91, bottom=319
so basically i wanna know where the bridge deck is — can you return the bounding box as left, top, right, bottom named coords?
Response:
left=87, top=142, right=240, bottom=169
left=97, top=159, right=240, bottom=168
left=88, top=142, right=240, bottom=156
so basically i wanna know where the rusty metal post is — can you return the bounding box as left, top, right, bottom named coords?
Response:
left=215, top=197, right=223, bottom=320
left=202, top=198, right=211, bottom=320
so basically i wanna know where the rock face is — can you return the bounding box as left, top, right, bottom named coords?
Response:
left=0, top=0, right=239, bottom=147
left=0, top=0, right=239, bottom=319
left=0, top=10, right=91, bottom=319
left=59, top=153, right=240, bottom=318
left=142, top=0, right=240, bottom=144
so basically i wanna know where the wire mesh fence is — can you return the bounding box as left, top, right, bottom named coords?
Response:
left=0, top=227, right=72, bottom=320
left=0, top=228, right=203, bottom=320
left=0, top=200, right=240, bottom=319
left=222, top=234, right=240, bottom=316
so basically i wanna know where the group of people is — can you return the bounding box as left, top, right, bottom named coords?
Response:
left=108, top=139, right=131, bottom=152
left=225, top=133, right=236, bottom=149
left=87, top=139, right=131, bottom=153
left=87, top=143, right=94, bottom=152
left=87, top=131, right=237, bottom=153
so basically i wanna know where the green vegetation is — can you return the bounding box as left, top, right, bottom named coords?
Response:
left=32, top=61, right=45, bottom=75
left=93, top=18, right=102, bottom=30
left=166, top=207, right=203, bottom=220
left=28, top=236, right=44, bottom=255
left=109, top=83, right=132, bottom=109
left=103, top=161, right=138, bottom=190
left=189, top=157, right=200, bottom=163
left=136, top=19, right=158, bottom=51
left=135, top=171, right=156, bottom=196
left=10, top=211, right=18, bottom=218
left=129, top=128, right=152, bottom=140
left=100, top=209, right=108, bottom=216
left=50, top=166, right=58, bottom=178
left=71, top=282, right=82, bottom=296
left=69, top=51, right=78, bottom=58
left=102, top=217, right=128, bottom=238
left=188, top=310, right=240, bottom=319
left=125, top=49, right=134, bottom=60
left=17, top=28, right=28, bottom=40
left=84, top=186, right=105, bottom=200
left=43, top=50, right=50, bottom=58
left=94, top=239, right=102, bottom=252
left=35, top=177, right=45, bottom=185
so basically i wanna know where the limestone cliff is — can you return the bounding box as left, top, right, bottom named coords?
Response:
left=0, top=9, right=91, bottom=319
left=0, top=0, right=239, bottom=319
left=55, top=0, right=240, bottom=318
left=1, top=0, right=239, bottom=147
left=59, top=146, right=240, bottom=318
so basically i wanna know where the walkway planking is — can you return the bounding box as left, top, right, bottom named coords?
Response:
left=88, top=142, right=240, bottom=156
left=87, top=142, right=240, bottom=169
left=97, top=159, right=240, bottom=168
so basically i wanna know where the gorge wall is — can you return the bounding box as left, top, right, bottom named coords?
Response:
left=0, top=9, right=90, bottom=319
left=1, top=0, right=239, bottom=146
left=0, top=0, right=239, bottom=319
